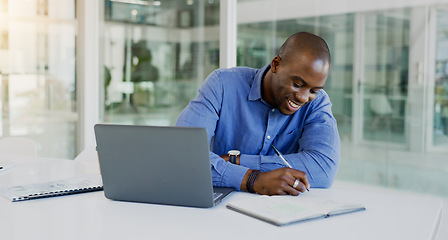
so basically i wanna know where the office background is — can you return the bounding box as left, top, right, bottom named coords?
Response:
left=0, top=0, right=447, bottom=199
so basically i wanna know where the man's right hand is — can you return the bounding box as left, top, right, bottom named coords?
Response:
left=243, top=168, right=309, bottom=196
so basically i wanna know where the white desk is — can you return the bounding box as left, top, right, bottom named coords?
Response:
left=0, top=154, right=443, bottom=240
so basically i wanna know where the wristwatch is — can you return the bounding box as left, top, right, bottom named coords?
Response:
left=228, top=150, right=240, bottom=164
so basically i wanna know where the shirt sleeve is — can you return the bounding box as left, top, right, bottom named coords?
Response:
left=175, top=70, right=250, bottom=190
left=239, top=93, right=340, bottom=188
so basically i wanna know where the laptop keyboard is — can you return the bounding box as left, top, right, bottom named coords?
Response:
left=213, top=192, right=223, bottom=201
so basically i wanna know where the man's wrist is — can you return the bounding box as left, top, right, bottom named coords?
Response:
left=228, top=150, right=240, bottom=165
left=246, top=170, right=261, bottom=193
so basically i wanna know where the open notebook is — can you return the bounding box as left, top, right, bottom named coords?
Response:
left=227, top=192, right=365, bottom=226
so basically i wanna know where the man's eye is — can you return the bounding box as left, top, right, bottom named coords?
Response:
left=293, top=83, right=301, bottom=88
left=310, top=89, right=318, bottom=94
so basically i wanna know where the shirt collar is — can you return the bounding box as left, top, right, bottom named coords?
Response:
left=248, top=63, right=271, bottom=102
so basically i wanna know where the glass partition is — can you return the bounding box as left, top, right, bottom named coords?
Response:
left=433, top=8, right=448, bottom=149
left=236, top=1, right=448, bottom=197
left=0, top=0, right=77, bottom=158
left=101, top=0, right=220, bottom=126
left=361, top=10, right=409, bottom=145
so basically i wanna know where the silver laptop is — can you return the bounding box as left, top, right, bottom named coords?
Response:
left=94, top=124, right=234, bottom=208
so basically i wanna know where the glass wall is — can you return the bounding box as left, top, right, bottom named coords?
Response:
left=0, top=0, right=77, bottom=158
left=237, top=1, right=448, bottom=197
left=361, top=10, right=409, bottom=145
left=237, top=9, right=409, bottom=145
left=101, top=0, right=220, bottom=126
left=434, top=8, right=448, bottom=149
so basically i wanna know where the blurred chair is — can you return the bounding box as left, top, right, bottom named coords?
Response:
left=0, top=137, right=38, bottom=157
left=370, top=93, right=393, bottom=131
left=74, top=145, right=98, bottom=162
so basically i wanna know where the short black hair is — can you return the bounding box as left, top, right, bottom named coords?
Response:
left=278, top=32, right=331, bottom=65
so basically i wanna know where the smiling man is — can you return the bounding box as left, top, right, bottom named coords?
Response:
left=176, top=32, right=340, bottom=196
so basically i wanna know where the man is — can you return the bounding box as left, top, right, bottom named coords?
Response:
left=176, top=32, right=340, bottom=196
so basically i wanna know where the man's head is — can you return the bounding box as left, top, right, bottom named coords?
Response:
left=263, top=32, right=331, bottom=115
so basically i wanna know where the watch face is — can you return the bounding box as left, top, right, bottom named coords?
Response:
left=228, top=150, right=240, bottom=155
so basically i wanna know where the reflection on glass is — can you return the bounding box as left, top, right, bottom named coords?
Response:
left=237, top=14, right=355, bottom=141
left=0, top=0, right=77, bottom=158
left=433, top=9, right=448, bottom=147
left=102, top=0, right=220, bottom=126
left=362, top=9, right=409, bottom=144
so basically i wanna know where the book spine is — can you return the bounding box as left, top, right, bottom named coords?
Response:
left=12, top=186, right=103, bottom=202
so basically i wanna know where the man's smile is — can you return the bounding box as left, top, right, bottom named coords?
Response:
left=288, top=99, right=300, bottom=109
left=284, top=98, right=303, bottom=113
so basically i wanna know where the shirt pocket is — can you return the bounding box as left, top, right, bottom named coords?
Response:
left=273, top=129, right=301, bottom=154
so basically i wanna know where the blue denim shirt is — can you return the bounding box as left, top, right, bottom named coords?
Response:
left=176, top=64, right=340, bottom=190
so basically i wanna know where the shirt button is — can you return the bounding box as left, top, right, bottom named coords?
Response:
left=272, top=109, right=275, bottom=112
left=267, top=135, right=271, bottom=139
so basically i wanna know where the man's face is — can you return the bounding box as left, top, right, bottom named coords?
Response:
left=269, top=53, right=329, bottom=115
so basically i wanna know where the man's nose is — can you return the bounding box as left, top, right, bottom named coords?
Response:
left=295, top=89, right=310, bottom=104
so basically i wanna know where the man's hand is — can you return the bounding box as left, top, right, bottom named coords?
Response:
left=242, top=168, right=309, bottom=196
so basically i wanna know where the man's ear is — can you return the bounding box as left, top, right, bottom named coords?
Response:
left=270, top=56, right=281, bottom=73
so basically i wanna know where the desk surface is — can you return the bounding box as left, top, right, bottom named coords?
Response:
left=0, top=154, right=443, bottom=240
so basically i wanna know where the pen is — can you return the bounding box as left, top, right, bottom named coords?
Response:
left=272, top=144, right=292, bottom=168
left=271, top=144, right=309, bottom=191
